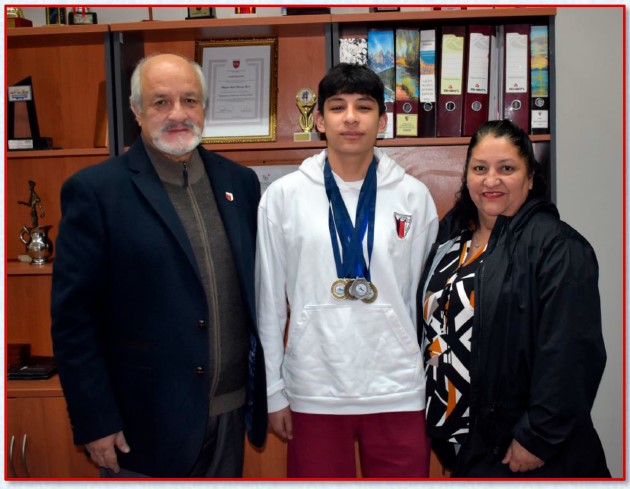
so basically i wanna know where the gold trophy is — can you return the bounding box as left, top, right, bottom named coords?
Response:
left=7, top=8, right=32, bottom=28
left=294, top=87, right=320, bottom=142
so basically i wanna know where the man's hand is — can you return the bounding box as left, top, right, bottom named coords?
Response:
left=502, top=438, right=545, bottom=473
left=85, top=431, right=130, bottom=473
left=268, top=407, right=293, bottom=442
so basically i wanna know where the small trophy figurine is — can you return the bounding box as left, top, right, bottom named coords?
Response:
left=18, top=180, right=53, bottom=265
left=293, top=87, right=320, bottom=142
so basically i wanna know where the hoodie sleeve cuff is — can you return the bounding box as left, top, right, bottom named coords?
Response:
left=267, top=390, right=290, bottom=413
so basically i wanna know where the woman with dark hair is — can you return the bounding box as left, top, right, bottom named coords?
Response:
left=419, top=119, right=609, bottom=477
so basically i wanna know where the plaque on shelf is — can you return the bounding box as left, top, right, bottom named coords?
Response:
left=46, top=7, right=67, bottom=25
left=7, top=77, right=53, bottom=151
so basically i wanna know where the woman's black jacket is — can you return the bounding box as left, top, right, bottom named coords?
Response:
left=418, top=198, right=609, bottom=477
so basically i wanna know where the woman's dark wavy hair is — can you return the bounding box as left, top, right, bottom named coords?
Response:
left=452, top=119, right=547, bottom=229
left=317, top=63, right=386, bottom=115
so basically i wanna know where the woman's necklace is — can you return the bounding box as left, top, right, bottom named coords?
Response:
left=471, top=230, right=489, bottom=249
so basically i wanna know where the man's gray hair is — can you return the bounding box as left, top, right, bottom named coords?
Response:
left=129, top=53, right=207, bottom=113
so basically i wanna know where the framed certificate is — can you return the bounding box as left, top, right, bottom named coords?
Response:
left=187, top=7, right=214, bottom=19
left=195, top=38, right=278, bottom=143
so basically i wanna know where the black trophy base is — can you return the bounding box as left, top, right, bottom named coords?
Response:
left=8, top=137, right=53, bottom=151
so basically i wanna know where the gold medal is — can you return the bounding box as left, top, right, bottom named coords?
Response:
left=361, top=282, right=378, bottom=303
left=331, top=279, right=349, bottom=300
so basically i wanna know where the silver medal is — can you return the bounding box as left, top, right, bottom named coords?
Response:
left=347, top=278, right=370, bottom=300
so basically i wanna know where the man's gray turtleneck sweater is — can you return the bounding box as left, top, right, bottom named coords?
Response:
left=145, top=140, right=248, bottom=416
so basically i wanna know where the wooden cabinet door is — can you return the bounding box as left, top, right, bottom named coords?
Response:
left=6, top=397, right=98, bottom=479
left=6, top=397, right=51, bottom=478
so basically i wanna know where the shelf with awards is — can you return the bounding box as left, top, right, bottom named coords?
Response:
left=109, top=16, right=333, bottom=158
left=6, top=25, right=113, bottom=155
left=107, top=9, right=554, bottom=178
left=6, top=23, right=110, bottom=479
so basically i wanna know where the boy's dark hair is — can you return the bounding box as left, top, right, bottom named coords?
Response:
left=317, top=63, right=386, bottom=115
left=452, top=119, right=547, bottom=229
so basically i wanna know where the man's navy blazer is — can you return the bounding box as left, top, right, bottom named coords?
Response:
left=51, top=139, right=267, bottom=477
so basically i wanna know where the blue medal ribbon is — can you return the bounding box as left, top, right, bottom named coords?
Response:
left=324, top=157, right=377, bottom=282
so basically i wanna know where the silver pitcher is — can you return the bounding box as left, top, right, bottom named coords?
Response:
left=19, top=225, right=53, bottom=265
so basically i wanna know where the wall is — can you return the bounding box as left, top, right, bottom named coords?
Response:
left=555, top=7, right=624, bottom=478
left=16, top=4, right=625, bottom=479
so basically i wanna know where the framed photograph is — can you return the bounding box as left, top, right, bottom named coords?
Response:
left=186, top=7, right=215, bottom=19
left=68, top=11, right=98, bottom=25
left=45, top=7, right=66, bottom=25
left=195, top=38, right=278, bottom=143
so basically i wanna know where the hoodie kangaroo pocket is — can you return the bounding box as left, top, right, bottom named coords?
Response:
left=284, top=304, right=421, bottom=399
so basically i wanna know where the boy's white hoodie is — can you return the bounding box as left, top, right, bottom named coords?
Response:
left=256, top=148, right=438, bottom=415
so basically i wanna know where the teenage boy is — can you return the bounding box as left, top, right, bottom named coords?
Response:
left=256, top=63, right=438, bottom=478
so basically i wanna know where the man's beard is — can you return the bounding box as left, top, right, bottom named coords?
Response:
left=152, top=121, right=202, bottom=157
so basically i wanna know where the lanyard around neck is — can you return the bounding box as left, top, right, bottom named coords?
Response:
left=323, top=157, right=377, bottom=281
